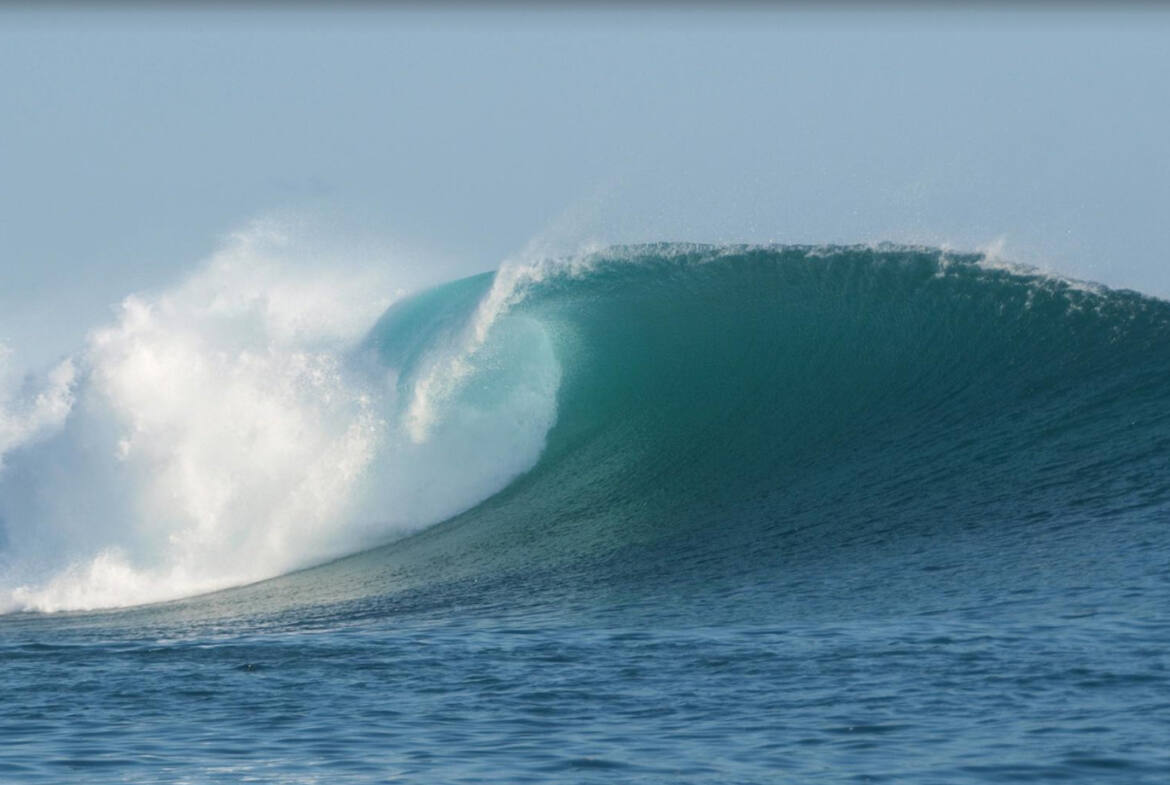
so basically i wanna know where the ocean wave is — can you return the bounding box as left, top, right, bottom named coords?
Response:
left=4, top=241, right=1169, bottom=614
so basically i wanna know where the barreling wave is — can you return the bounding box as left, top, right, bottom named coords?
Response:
left=4, top=242, right=1170, bottom=615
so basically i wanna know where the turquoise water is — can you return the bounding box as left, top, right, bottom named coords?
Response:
left=3, top=245, right=1170, bottom=782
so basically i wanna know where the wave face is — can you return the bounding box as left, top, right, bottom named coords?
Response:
left=174, top=242, right=1170, bottom=630
left=3, top=243, right=1170, bottom=615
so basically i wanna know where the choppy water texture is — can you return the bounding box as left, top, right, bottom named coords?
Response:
left=3, top=245, right=1170, bottom=783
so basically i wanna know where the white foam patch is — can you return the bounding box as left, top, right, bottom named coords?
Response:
left=0, top=221, right=561, bottom=613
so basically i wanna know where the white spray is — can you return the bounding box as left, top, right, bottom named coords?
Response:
left=0, top=222, right=561, bottom=613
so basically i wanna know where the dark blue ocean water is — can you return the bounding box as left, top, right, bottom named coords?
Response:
left=4, top=580, right=1170, bottom=783
left=3, top=246, right=1170, bottom=782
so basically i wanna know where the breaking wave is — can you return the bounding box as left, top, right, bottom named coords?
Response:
left=4, top=239, right=1170, bottom=614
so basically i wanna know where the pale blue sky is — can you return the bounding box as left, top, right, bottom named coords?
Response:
left=3, top=8, right=1170, bottom=363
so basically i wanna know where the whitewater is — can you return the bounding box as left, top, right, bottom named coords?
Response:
left=2, top=236, right=1169, bottom=783
left=0, top=226, right=560, bottom=612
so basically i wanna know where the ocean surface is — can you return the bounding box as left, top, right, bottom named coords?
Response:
left=2, top=245, right=1169, bottom=783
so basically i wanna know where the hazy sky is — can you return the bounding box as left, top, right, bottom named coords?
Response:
left=3, top=7, right=1170, bottom=364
